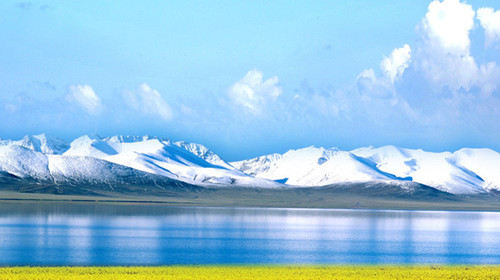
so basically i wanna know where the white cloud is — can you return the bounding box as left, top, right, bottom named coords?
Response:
left=67, top=84, right=103, bottom=115
left=357, top=44, right=411, bottom=99
left=415, top=0, right=500, bottom=94
left=417, top=0, right=476, bottom=91
left=420, top=0, right=475, bottom=55
left=354, top=0, right=500, bottom=125
left=380, top=44, right=411, bottom=84
left=357, top=68, right=391, bottom=99
left=123, top=83, right=173, bottom=121
left=477, top=7, right=500, bottom=46
left=418, top=48, right=478, bottom=91
left=477, top=62, right=500, bottom=97
left=228, top=69, right=282, bottom=115
left=353, top=0, right=500, bottom=129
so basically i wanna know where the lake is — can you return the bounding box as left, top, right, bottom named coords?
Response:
left=0, top=203, right=499, bottom=265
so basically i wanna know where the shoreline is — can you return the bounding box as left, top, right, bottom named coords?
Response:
left=1, top=189, right=500, bottom=212
left=2, top=198, right=500, bottom=213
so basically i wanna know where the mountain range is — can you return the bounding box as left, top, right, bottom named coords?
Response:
left=1, top=134, right=500, bottom=196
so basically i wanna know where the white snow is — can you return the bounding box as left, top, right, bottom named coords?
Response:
left=233, top=145, right=500, bottom=194
left=1, top=134, right=500, bottom=194
left=454, top=148, right=500, bottom=191
left=352, top=146, right=486, bottom=194
left=232, top=146, right=409, bottom=187
left=61, top=134, right=279, bottom=187
left=0, top=134, right=69, bottom=155
left=0, top=145, right=51, bottom=180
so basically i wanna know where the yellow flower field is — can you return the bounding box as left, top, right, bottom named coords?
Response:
left=1, top=266, right=500, bottom=280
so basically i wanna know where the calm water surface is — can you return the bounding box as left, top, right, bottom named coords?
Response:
left=0, top=203, right=499, bottom=265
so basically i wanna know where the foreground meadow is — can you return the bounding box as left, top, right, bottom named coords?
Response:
left=1, top=266, right=500, bottom=280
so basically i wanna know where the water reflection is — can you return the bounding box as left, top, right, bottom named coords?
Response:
left=0, top=204, right=499, bottom=265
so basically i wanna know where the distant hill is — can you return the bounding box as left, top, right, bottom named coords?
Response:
left=1, top=134, right=500, bottom=201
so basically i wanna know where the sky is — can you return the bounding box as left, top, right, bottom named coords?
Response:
left=2, top=0, right=500, bottom=160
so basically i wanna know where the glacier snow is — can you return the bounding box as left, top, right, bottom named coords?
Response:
left=1, top=134, right=500, bottom=194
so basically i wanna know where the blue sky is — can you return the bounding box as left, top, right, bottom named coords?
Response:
left=2, top=0, right=500, bottom=160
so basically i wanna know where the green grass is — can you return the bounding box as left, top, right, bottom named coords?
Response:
left=1, top=266, right=500, bottom=280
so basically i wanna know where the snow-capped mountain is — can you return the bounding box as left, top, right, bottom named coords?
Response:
left=62, top=134, right=279, bottom=187
left=232, top=145, right=500, bottom=194
left=351, top=146, right=487, bottom=194
left=231, top=146, right=410, bottom=187
left=0, top=134, right=69, bottom=155
left=445, top=148, right=500, bottom=192
left=0, top=134, right=280, bottom=189
left=1, top=134, right=500, bottom=195
left=0, top=143, right=192, bottom=185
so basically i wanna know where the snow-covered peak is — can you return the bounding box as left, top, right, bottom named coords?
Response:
left=0, top=144, right=51, bottom=180
left=352, top=145, right=409, bottom=159
left=232, top=145, right=400, bottom=186
left=2, top=133, right=500, bottom=194
left=232, top=144, right=500, bottom=194
left=64, top=135, right=227, bottom=167
left=455, top=147, right=498, bottom=158
left=231, top=153, right=283, bottom=177
left=0, top=134, right=69, bottom=155
left=59, top=134, right=270, bottom=187
left=64, top=134, right=117, bottom=158
left=174, top=141, right=235, bottom=170
left=351, top=145, right=414, bottom=178
left=107, top=135, right=146, bottom=143
left=284, top=146, right=344, bottom=164
left=66, top=134, right=103, bottom=150
left=78, top=134, right=103, bottom=141
left=350, top=146, right=486, bottom=194
left=106, top=135, right=171, bottom=144
left=453, top=148, right=500, bottom=191
left=32, top=134, right=70, bottom=154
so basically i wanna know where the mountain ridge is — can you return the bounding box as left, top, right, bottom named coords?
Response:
left=1, top=134, right=499, bottom=195
left=232, top=145, right=500, bottom=194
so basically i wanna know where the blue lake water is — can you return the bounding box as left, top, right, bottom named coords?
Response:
left=0, top=204, right=500, bottom=265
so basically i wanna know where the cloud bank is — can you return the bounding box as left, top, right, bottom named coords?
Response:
left=228, top=69, right=282, bottom=116
left=67, top=85, right=103, bottom=115
left=350, top=0, right=500, bottom=126
left=123, top=83, right=173, bottom=121
left=477, top=7, right=500, bottom=46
